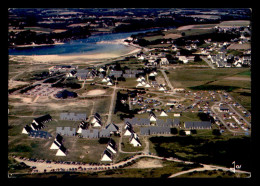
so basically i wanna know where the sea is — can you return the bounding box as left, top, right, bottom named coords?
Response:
left=8, top=28, right=162, bottom=56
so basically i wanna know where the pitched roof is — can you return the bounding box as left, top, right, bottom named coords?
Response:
left=33, top=114, right=52, bottom=125
left=105, top=123, right=119, bottom=132
left=60, top=112, right=87, bottom=121
left=185, top=121, right=211, bottom=129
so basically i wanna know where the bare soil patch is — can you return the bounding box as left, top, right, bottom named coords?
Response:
left=85, top=89, right=106, bottom=96
left=128, top=158, right=163, bottom=169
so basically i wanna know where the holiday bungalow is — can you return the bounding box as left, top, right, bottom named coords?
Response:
left=101, top=149, right=113, bottom=162
left=129, top=133, right=142, bottom=147
left=56, top=145, right=67, bottom=156
left=160, top=110, right=168, bottom=117
left=149, top=112, right=157, bottom=122
left=105, top=123, right=119, bottom=134
left=77, top=121, right=88, bottom=133
left=28, top=130, right=52, bottom=139
left=22, top=125, right=32, bottom=134
left=56, top=127, right=76, bottom=136
left=60, top=112, right=87, bottom=121
left=184, top=121, right=212, bottom=129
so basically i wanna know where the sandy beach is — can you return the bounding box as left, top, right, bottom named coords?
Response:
left=9, top=47, right=141, bottom=64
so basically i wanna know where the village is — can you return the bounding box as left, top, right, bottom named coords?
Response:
left=8, top=13, right=252, bottom=178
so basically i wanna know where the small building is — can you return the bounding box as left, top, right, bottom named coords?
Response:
left=149, top=112, right=157, bottom=122
left=184, top=121, right=212, bottom=129
left=105, top=123, right=119, bottom=134
left=160, top=110, right=168, bottom=117
left=77, top=121, right=88, bottom=133
left=56, top=145, right=67, bottom=156
left=60, top=113, right=87, bottom=121
left=22, top=125, right=32, bottom=134
left=101, top=149, right=113, bottom=161
left=129, top=133, right=142, bottom=147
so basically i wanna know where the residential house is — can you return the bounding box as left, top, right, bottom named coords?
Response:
left=60, top=112, right=87, bottom=121
left=184, top=121, right=212, bottom=129
left=149, top=112, right=157, bottom=122
left=105, top=123, right=119, bottom=134
left=77, top=121, right=88, bottom=133
left=28, top=130, right=52, bottom=139
left=129, top=133, right=142, bottom=147
left=101, top=149, right=113, bottom=161
left=160, top=110, right=168, bottom=117
left=56, top=127, right=76, bottom=136
left=56, top=145, right=67, bottom=156
left=22, top=125, right=32, bottom=134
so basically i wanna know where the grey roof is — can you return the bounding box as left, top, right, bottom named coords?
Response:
left=105, top=123, right=119, bottom=132
left=33, top=114, right=52, bottom=125
left=140, top=126, right=171, bottom=135
left=140, top=127, right=150, bottom=135
left=125, top=117, right=150, bottom=125
left=81, top=129, right=100, bottom=138
left=173, top=119, right=180, bottom=126
left=60, top=113, right=87, bottom=121
left=156, top=119, right=174, bottom=127
left=28, top=130, right=52, bottom=139
left=56, top=127, right=76, bottom=136
left=99, top=129, right=111, bottom=138
left=185, top=121, right=212, bottom=129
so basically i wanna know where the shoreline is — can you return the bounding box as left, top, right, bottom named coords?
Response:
left=9, top=42, right=65, bottom=48
left=9, top=46, right=142, bottom=63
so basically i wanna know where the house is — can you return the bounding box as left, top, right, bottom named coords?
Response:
left=174, top=113, right=181, bottom=117
left=106, top=138, right=117, bottom=154
left=56, top=145, right=67, bottom=156
left=160, top=110, right=168, bottom=117
left=99, top=129, right=111, bottom=138
left=22, top=125, right=32, bottom=134
left=144, top=83, right=151, bottom=88
left=91, top=113, right=101, bottom=123
left=107, top=81, right=113, bottom=86
left=129, top=133, right=142, bottom=147
left=124, top=126, right=134, bottom=136
left=50, top=140, right=61, bottom=150
left=101, top=149, right=113, bottom=161
left=50, top=134, right=63, bottom=149
left=173, top=119, right=180, bottom=127
left=105, top=123, right=119, bottom=134
left=136, top=82, right=143, bottom=87
left=149, top=112, right=157, bottom=122
left=184, top=121, right=212, bottom=129
left=124, top=118, right=150, bottom=126
left=31, top=114, right=52, bottom=130
left=77, top=121, right=88, bottom=133
left=60, top=113, right=87, bottom=121
left=140, top=126, right=171, bottom=135
left=28, top=130, right=52, bottom=139
left=158, top=86, right=166, bottom=91
left=56, top=127, right=76, bottom=136
left=92, top=120, right=102, bottom=127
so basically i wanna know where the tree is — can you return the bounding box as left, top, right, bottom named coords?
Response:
left=181, top=32, right=186, bottom=36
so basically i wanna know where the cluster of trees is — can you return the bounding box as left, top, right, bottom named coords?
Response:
left=9, top=26, right=91, bottom=46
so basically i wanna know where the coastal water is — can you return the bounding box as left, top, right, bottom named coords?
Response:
left=8, top=28, right=161, bottom=56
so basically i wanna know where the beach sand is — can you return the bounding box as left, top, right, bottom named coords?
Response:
left=9, top=47, right=141, bottom=64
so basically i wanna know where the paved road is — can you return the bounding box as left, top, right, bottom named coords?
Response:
left=201, top=56, right=216, bottom=69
